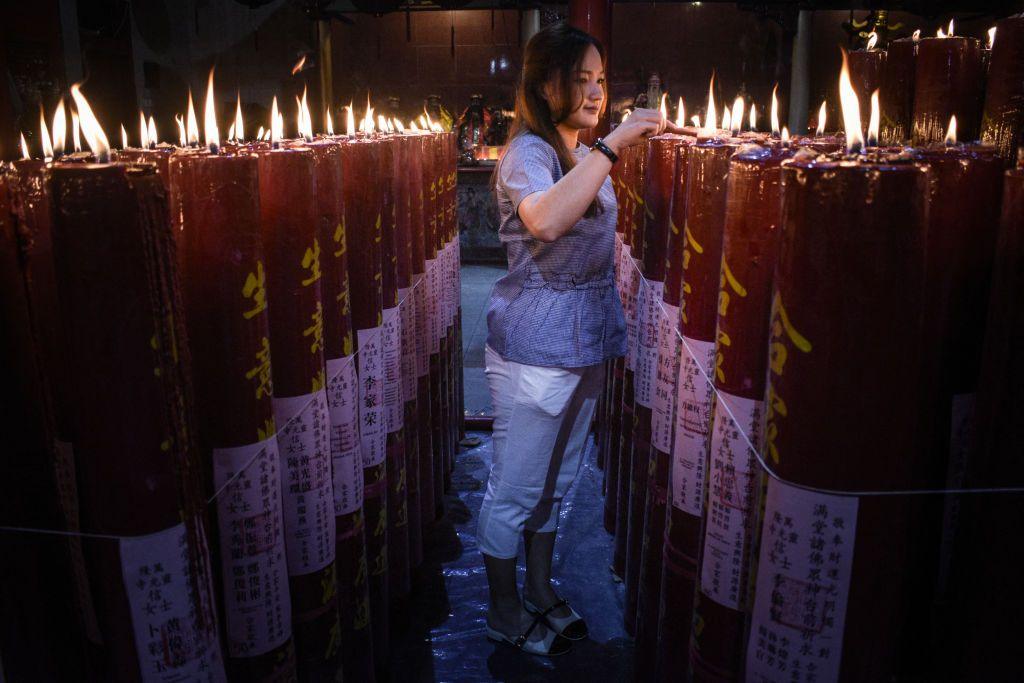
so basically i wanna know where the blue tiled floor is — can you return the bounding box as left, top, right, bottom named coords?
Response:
left=390, top=432, right=633, bottom=682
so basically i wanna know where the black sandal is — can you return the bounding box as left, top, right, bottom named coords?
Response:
left=523, top=597, right=589, bottom=641
left=486, top=611, right=573, bottom=656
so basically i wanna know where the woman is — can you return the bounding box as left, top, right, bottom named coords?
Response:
left=478, top=21, right=669, bottom=656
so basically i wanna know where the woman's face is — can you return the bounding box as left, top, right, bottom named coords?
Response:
left=549, top=44, right=605, bottom=131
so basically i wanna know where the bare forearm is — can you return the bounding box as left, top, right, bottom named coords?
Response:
left=518, top=149, right=613, bottom=243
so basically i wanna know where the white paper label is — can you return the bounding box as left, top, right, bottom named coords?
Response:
left=398, top=287, right=418, bottom=401
left=700, top=392, right=763, bottom=610
left=274, top=390, right=335, bottom=575
left=54, top=439, right=103, bottom=644
left=212, top=436, right=292, bottom=657
left=671, top=336, right=715, bottom=515
left=382, top=307, right=403, bottom=433
left=413, top=274, right=429, bottom=377
left=624, top=252, right=640, bottom=372
left=326, top=356, right=363, bottom=516
left=651, top=304, right=681, bottom=454
left=745, top=480, right=858, bottom=682
left=443, top=240, right=454, bottom=328
left=120, top=523, right=226, bottom=682
left=357, top=326, right=387, bottom=467
left=634, top=279, right=664, bottom=409
left=425, top=258, right=441, bottom=353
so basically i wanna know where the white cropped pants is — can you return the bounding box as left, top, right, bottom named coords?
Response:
left=476, top=344, right=604, bottom=559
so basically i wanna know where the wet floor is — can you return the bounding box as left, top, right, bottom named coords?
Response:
left=390, top=432, right=634, bottom=682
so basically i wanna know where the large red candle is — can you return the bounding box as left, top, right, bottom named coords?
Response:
left=170, top=150, right=298, bottom=680
left=880, top=37, right=918, bottom=144
left=614, top=142, right=645, bottom=592
left=632, top=134, right=684, bottom=668
left=948, top=168, right=1024, bottom=678
left=378, top=135, right=411, bottom=604
left=912, top=35, right=984, bottom=144
left=340, top=137, right=389, bottom=680
left=651, top=136, right=696, bottom=681
left=256, top=145, right=341, bottom=680
left=407, top=134, right=435, bottom=542
left=658, top=137, right=736, bottom=678
left=0, top=167, right=95, bottom=680
left=394, top=135, right=423, bottom=570
left=981, top=14, right=1024, bottom=164
left=689, top=144, right=792, bottom=680
left=847, top=47, right=886, bottom=130
left=47, top=160, right=225, bottom=680
left=304, top=137, right=375, bottom=682
left=744, top=151, right=932, bottom=681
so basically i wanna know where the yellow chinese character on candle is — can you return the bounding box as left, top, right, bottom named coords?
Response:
left=763, top=293, right=811, bottom=464
left=304, top=300, right=324, bottom=355
left=241, top=261, right=268, bottom=320
left=301, top=238, right=322, bottom=287
left=244, top=336, right=273, bottom=400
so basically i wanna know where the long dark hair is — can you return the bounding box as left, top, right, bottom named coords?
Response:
left=501, top=22, right=607, bottom=214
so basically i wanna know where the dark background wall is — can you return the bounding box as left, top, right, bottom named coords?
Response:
left=0, top=0, right=1011, bottom=153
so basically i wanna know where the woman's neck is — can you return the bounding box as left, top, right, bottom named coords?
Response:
left=555, top=123, right=579, bottom=150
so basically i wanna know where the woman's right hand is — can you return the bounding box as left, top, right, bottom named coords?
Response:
left=604, top=108, right=666, bottom=153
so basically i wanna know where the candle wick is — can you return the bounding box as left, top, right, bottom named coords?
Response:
left=97, top=151, right=110, bottom=163
left=209, top=142, right=219, bottom=155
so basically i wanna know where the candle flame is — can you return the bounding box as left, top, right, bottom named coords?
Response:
left=838, top=49, right=865, bottom=153
left=187, top=90, right=200, bottom=146
left=326, top=109, right=334, bottom=135
left=944, top=114, right=957, bottom=146
left=418, top=114, right=428, bottom=129
left=257, top=126, right=265, bottom=140
left=690, top=114, right=700, bottom=127
left=770, top=84, right=780, bottom=136
left=675, top=97, right=685, bottom=128
left=866, top=31, right=878, bottom=50
left=703, top=73, right=717, bottom=132
left=622, top=109, right=631, bottom=121
left=361, top=101, right=375, bottom=134
left=139, top=111, right=149, bottom=149
left=52, top=99, right=66, bottom=156
left=386, top=118, right=395, bottom=133
left=20, top=133, right=29, bottom=159
left=120, top=124, right=128, bottom=150
left=431, top=122, right=443, bottom=132
left=264, top=127, right=272, bottom=141
left=948, top=19, right=954, bottom=37
left=176, top=114, right=186, bottom=146
left=40, top=109, right=53, bottom=160
left=235, top=93, right=244, bottom=141
left=659, top=93, right=668, bottom=121
left=291, top=54, right=306, bottom=76
left=72, top=110, right=81, bottom=152
left=271, top=96, right=283, bottom=145
left=227, top=122, right=235, bottom=140
left=721, top=106, right=731, bottom=132
left=816, top=100, right=827, bottom=136
left=204, top=69, right=219, bottom=152
left=346, top=103, right=356, bottom=137
left=912, top=29, right=921, bottom=41
left=937, top=19, right=954, bottom=39
left=781, top=126, right=790, bottom=144
left=378, top=114, right=388, bottom=133
left=749, top=102, right=756, bottom=131
left=298, top=86, right=313, bottom=142
left=395, top=119, right=406, bottom=133
left=730, top=96, right=744, bottom=134
left=148, top=116, right=157, bottom=148
left=411, top=121, right=420, bottom=131
left=424, top=109, right=435, bottom=130
left=69, top=84, right=110, bottom=162
left=988, top=26, right=996, bottom=50
left=867, top=89, right=880, bottom=146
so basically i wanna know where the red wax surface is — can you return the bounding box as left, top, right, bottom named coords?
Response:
left=912, top=36, right=984, bottom=144
left=981, top=14, right=1024, bottom=163
left=47, top=161, right=217, bottom=679
left=689, top=144, right=792, bottom=680
left=764, top=153, right=933, bottom=680
left=847, top=49, right=886, bottom=129
left=880, top=38, right=917, bottom=144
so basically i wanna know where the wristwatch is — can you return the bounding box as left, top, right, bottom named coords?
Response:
left=593, top=138, right=619, bottom=164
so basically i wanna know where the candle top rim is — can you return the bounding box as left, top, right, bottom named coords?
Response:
left=783, top=149, right=928, bottom=171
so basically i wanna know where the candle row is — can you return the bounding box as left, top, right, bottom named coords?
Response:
left=0, top=89, right=460, bottom=681
left=600, top=77, right=1021, bottom=681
